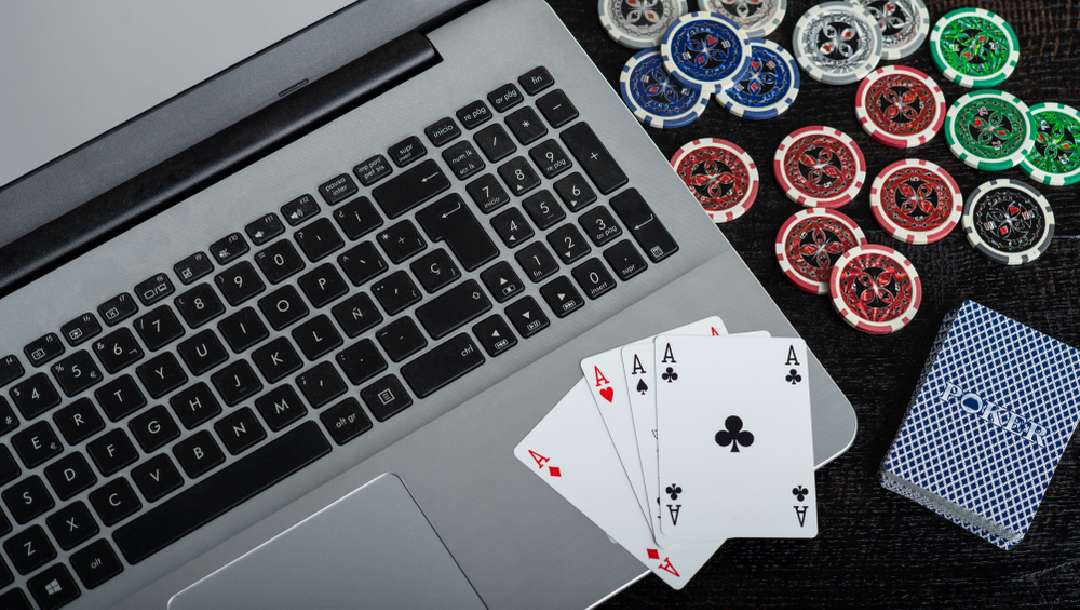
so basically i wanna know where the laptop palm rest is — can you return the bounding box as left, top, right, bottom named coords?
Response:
left=167, top=474, right=486, bottom=610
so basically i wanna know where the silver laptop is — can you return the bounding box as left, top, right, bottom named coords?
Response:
left=0, top=1, right=856, bottom=608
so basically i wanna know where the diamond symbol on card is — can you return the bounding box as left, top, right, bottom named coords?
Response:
left=548, top=466, right=561, bottom=478
left=646, top=548, right=660, bottom=560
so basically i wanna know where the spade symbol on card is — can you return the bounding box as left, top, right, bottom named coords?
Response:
left=635, top=379, right=649, bottom=395
left=715, top=416, right=754, bottom=453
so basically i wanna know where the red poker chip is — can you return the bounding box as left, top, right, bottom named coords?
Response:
left=829, top=245, right=922, bottom=335
left=870, top=159, right=962, bottom=245
left=671, top=138, right=759, bottom=223
left=775, top=208, right=868, bottom=295
left=773, top=126, right=866, bottom=208
left=855, top=65, right=945, bottom=149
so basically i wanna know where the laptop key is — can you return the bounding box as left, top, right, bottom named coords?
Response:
left=375, top=220, right=426, bottom=264
left=360, top=375, right=413, bottom=422
left=579, top=206, right=623, bottom=246
left=499, top=156, right=541, bottom=196
left=23, top=333, right=64, bottom=368
left=603, top=239, right=648, bottom=280
left=338, top=242, right=388, bottom=287
left=553, top=172, right=597, bottom=212
left=115, top=421, right=330, bottom=564
left=70, top=539, right=124, bottom=590
left=319, top=173, right=358, bottom=206
left=209, top=232, right=249, bottom=265
left=27, top=563, right=80, bottom=609
left=335, top=340, right=388, bottom=385
left=4, top=525, right=55, bottom=575
left=466, top=173, right=511, bottom=213
left=505, top=106, right=547, bottom=145
left=515, top=241, right=559, bottom=283
left=522, top=190, right=565, bottom=230
left=10, top=373, right=61, bottom=419
left=416, top=280, right=492, bottom=340
left=529, top=139, right=572, bottom=178
left=129, top=405, right=180, bottom=452
left=173, top=252, right=215, bottom=286
left=87, top=428, right=138, bottom=477
left=371, top=271, right=422, bottom=316
left=456, top=99, right=492, bottom=129
left=488, top=83, right=524, bottom=112
left=572, top=258, right=617, bottom=300
left=281, top=194, right=320, bottom=226
left=211, top=360, right=262, bottom=406
left=173, top=431, right=226, bottom=479
left=134, top=273, right=175, bottom=306
left=135, top=306, right=185, bottom=351
left=560, top=122, right=628, bottom=195
left=473, top=315, right=517, bottom=358
left=547, top=224, right=591, bottom=264
left=540, top=276, right=585, bottom=318
left=220, top=305, right=271, bottom=352
left=60, top=313, right=101, bottom=347
left=174, top=283, right=226, bottom=328
left=505, top=296, right=550, bottom=338
left=320, top=398, right=373, bottom=445
left=169, top=383, right=222, bottom=430
left=44, top=452, right=96, bottom=501
left=292, top=315, right=343, bottom=360
left=131, top=454, right=184, bottom=502
left=518, top=65, right=555, bottom=95
left=353, top=154, right=392, bottom=186
left=0, top=589, right=30, bottom=610
left=53, top=398, right=105, bottom=446
left=296, top=362, right=347, bottom=409
left=51, top=350, right=103, bottom=397
left=416, top=194, right=499, bottom=271
left=610, top=189, right=679, bottom=262
left=46, top=502, right=98, bottom=551
left=2, top=476, right=53, bottom=523
left=93, top=374, right=146, bottom=421
left=0, top=355, right=25, bottom=387
left=371, top=159, right=450, bottom=219
left=401, top=333, right=484, bottom=399
left=257, top=287, right=309, bottom=331
left=331, top=293, right=382, bottom=338
left=491, top=208, right=534, bottom=248
left=411, top=248, right=460, bottom=293
left=255, top=239, right=306, bottom=284
left=297, top=263, right=348, bottom=308
left=474, top=124, right=516, bottom=163
left=254, top=385, right=307, bottom=432
left=388, top=136, right=427, bottom=167
left=97, top=292, right=138, bottom=327
left=95, top=327, right=145, bottom=374
left=12, top=421, right=62, bottom=469
left=252, top=337, right=303, bottom=384
left=0, top=397, right=18, bottom=437
left=442, top=140, right=485, bottom=180
left=214, top=261, right=266, bottom=306
left=480, top=261, right=525, bottom=303
left=424, top=116, right=461, bottom=146
left=244, top=212, right=285, bottom=245
left=0, top=445, right=19, bottom=488
left=333, top=196, right=382, bottom=240
left=536, top=89, right=579, bottom=127
left=294, top=218, right=345, bottom=262
left=376, top=318, right=427, bottom=363
left=89, top=477, right=141, bottom=526
left=214, top=408, right=266, bottom=455
left=177, top=329, right=228, bottom=375
left=136, top=353, right=188, bottom=399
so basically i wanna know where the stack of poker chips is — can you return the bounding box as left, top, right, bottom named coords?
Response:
left=879, top=300, right=1080, bottom=549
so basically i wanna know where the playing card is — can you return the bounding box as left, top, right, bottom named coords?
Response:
left=580, top=316, right=726, bottom=537
left=622, top=329, right=767, bottom=534
left=514, top=381, right=721, bottom=589
left=655, top=335, right=817, bottom=541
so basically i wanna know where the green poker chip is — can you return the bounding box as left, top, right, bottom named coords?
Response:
left=945, top=90, right=1035, bottom=172
left=1021, top=102, right=1080, bottom=186
left=930, top=7, right=1019, bottom=88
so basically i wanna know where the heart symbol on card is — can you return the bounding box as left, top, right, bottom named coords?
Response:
left=599, top=387, right=614, bottom=402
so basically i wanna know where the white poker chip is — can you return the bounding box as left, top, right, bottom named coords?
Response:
left=598, top=0, right=689, bottom=49
left=852, top=0, right=930, bottom=61
left=870, top=159, right=962, bottom=245
left=695, top=0, right=787, bottom=38
left=660, top=11, right=753, bottom=93
left=793, top=1, right=882, bottom=86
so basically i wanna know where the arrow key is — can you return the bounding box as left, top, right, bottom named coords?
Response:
left=505, top=296, right=549, bottom=338
left=480, top=261, right=525, bottom=303
left=539, top=276, right=584, bottom=318
left=473, top=315, right=517, bottom=358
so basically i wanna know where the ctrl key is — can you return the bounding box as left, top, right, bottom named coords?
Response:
left=320, top=398, right=373, bottom=445
left=27, top=563, right=80, bottom=609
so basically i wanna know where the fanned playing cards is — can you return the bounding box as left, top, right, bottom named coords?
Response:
left=514, top=316, right=819, bottom=588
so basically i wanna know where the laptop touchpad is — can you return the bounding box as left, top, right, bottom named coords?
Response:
left=168, top=474, right=485, bottom=610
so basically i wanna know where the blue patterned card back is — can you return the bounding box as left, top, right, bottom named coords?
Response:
left=880, top=300, right=1080, bottom=549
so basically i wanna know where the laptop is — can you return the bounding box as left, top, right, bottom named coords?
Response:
left=0, top=0, right=857, bottom=608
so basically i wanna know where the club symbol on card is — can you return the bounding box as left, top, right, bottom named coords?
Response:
left=661, top=367, right=678, bottom=383
left=665, top=483, right=682, bottom=501
left=786, top=369, right=802, bottom=385
left=792, top=485, right=809, bottom=502
left=715, top=415, right=754, bottom=453
left=635, top=379, right=649, bottom=395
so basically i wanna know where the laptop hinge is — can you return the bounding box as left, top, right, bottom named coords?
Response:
left=0, top=31, right=440, bottom=298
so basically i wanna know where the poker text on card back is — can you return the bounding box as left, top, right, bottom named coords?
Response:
left=939, top=383, right=1049, bottom=448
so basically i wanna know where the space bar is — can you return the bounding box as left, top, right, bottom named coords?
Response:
left=113, top=422, right=332, bottom=564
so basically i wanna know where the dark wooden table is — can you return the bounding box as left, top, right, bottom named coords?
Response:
left=545, top=1, right=1080, bottom=607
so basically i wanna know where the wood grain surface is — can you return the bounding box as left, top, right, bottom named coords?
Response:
left=545, top=1, right=1080, bottom=607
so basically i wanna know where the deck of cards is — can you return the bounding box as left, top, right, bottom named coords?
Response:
left=514, top=316, right=819, bottom=589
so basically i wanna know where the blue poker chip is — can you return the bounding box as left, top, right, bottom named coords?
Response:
left=660, top=11, right=752, bottom=93
left=715, top=38, right=799, bottom=120
left=618, top=49, right=710, bottom=129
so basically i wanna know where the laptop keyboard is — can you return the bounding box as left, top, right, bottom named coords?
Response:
left=0, top=65, right=678, bottom=607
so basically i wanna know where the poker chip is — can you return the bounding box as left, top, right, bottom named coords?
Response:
left=852, top=0, right=930, bottom=61
left=695, top=0, right=786, bottom=38
left=715, top=38, right=799, bottom=120
left=619, top=49, right=710, bottom=129
left=670, top=138, right=759, bottom=223
left=854, top=65, right=945, bottom=149
left=772, top=126, right=867, bottom=208
left=930, top=7, right=1019, bottom=89
left=598, top=0, right=689, bottom=49
left=660, top=11, right=752, bottom=93
left=829, top=245, right=922, bottom=335
left=944, top=90, right=1036, bottom=171
left=775, top=208, right=867, bottom=295
left=870, top=159, right=962, bottom=246
left=962, top=179, right=1055, bottom=265
left=792, top=2, right=882, bottom=86
left=1021, top=102, right=1080, bottom=186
